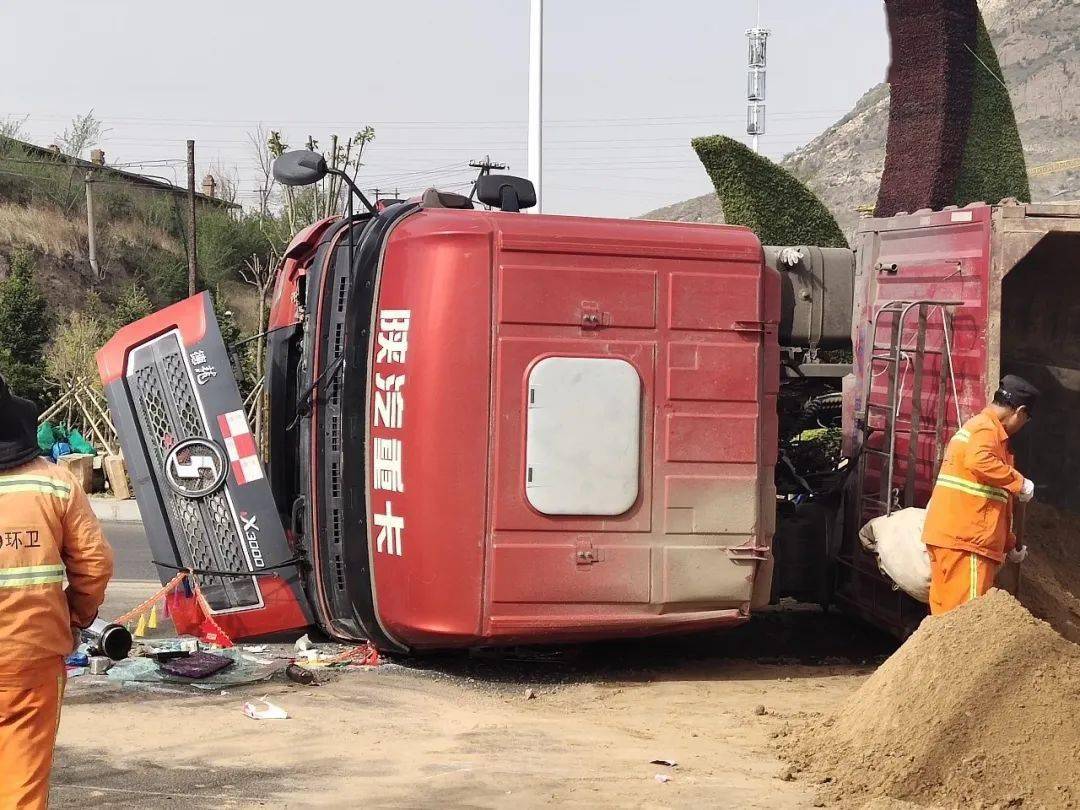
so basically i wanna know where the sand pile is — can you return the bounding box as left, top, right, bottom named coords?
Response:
left=781, top=590, right=1080, bottom=808
left=1018, top=502, right=1080, bottom=644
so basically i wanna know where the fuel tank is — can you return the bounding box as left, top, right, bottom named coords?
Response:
left=763, top=245, right=855, bottom=350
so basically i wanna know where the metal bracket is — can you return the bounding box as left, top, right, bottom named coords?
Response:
left=731, top=320, right=766, bottom=334
left=728, top=545, right=770, bottom=561
left=575, top=538, right=600, bottom=565
left=580, top=301, right=603, bottom=330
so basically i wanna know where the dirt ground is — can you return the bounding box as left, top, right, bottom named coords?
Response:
left=53, top=609, right=894, bottom=809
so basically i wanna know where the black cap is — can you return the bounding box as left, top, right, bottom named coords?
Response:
left=0, top=372, right=41, bottom=471
left=996, top=374, right=1041, bottom=413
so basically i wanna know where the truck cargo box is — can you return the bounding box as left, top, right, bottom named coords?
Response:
left=840, top=200, right=1080, bottom=635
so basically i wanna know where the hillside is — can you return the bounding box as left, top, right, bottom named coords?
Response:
left=642, top=0, right=1080, bottom=239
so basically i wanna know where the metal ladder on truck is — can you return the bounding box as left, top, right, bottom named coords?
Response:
left=857, top=299, right=963, bottom=519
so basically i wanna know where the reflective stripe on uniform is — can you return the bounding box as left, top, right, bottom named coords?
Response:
left=0, top=564, right=65, bottom=588
left=953, top=428, right=972, bottom=443
left=935, top=473, right=1009, bottom=503
left=0, top=475, right=72, bottom=500
left=969, top=553, right=978, bottom=602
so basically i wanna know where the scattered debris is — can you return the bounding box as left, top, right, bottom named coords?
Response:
left=524, top=688, right=537, bottom=700
left=107, top=647, right=284, bottom=687
left=243, top=645, right=269, bottom=653
left=650, top=759, right=677, bottom=768
left=88, top=656, right=112, bottom=675
left=159, top=651, right=234, bottom=679
left=286, top=664, right=318, bottom=686
left=753, top=704, right=767, bottom=716
left=294, top=634, right=314, bottom=652
left=243, top=697, right=289, bottom=720
left=654, top=774, right=672, bottom=784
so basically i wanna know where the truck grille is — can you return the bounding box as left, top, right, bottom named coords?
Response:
left=127, top=335, right=259, bottom=611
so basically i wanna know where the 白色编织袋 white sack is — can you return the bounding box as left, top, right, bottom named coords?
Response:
left=858, top=507, right=930, bottom=603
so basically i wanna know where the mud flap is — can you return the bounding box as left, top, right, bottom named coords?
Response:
left=96, top=292, right=312, bottom=640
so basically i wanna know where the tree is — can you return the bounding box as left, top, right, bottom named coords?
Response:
left=239, top=253, right=276, bottom=443
left=249, top=124, right=278, bottom=218
left=267, top=127, right=376, bottom=232
left=0, top=250, right=51, bottom=405
left=107, top=284, right=153, bottom=333
left=57, top=110, right=103, bottom=160
left=0, top=116, right=28, bottom=139
left=45, top=311, right=105, bottom=393
left=209, top=163, right=240, bottom=206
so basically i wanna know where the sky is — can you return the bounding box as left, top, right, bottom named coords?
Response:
left=0, top=1, right=889, bottom=219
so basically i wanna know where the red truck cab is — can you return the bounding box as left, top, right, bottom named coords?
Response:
left=100, top=175, right=786, bottom=650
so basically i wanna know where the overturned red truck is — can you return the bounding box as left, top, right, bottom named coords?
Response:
left=97, top=152, right=1080, bottom=650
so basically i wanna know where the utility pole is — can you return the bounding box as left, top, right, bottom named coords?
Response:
left=186, top=139, right=198, bottom=297
left=469, top=156, right=508, bottom=176
left=469, top=156, right=509, bottom=202
left=84, top=170, right=100, bottom=279
left=528, top=0, right=543, bottom=212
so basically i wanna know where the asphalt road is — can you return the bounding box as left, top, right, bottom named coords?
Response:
left=102, top=521, right=157, bottom=582
left=99, top=521, right=167, bottom=623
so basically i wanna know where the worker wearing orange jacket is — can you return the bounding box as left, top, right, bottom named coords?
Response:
left=922, top=375, right=1039, bottom=615
left=0, top=374, right=114, bottom=809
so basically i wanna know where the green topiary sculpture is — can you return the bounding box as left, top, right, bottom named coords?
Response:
left=691, top=135, right=848, bottom=248
left=952, top=14, right=1030, bottom=207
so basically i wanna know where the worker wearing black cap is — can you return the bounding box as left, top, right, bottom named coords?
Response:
left=922, top=374, right=1039, bottom=615
left=0, top=374, right=113, bottom=808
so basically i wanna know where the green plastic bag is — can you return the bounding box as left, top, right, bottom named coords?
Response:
left=68, top=429, right=94, bottom=455
left=37, top=422, right=57, bottom=453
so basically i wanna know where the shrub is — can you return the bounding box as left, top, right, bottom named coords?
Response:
left=107, top=284, right=153, bottom=333
left=140, top=250, right=189, bottom=307
left=196, top=211, right=277, bottom=289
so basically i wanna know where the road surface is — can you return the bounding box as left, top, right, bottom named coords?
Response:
left=103, top=522, right=156, bottom=582
left=99, top=521, right=169, bottom=626
left=62, top=522, right=897, bottom=808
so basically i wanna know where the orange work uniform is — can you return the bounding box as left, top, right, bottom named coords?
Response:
left=0, top=457, right=114, bottom=809
left=922, top=408, right=1023, bottom=615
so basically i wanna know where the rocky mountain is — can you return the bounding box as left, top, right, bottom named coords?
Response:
left=642, top=0, right=1080, bottom=241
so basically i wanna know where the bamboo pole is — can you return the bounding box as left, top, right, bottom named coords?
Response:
left=71, top=388, right=115, bottom=455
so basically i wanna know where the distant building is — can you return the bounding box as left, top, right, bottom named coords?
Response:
left=0, top=135, right=238, bottom=211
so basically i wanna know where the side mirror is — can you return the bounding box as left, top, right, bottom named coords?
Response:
left=476, top=175, right=537, bottom=212
left=273, top=150, right=329, bottom=187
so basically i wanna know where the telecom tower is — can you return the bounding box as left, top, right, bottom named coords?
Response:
left=746, top=24, right=769, bottom=153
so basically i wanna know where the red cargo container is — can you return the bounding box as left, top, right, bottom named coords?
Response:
left=839, top=200, right=1080, bottom=634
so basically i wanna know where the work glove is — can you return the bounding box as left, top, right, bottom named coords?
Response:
left=778, top=247, right=804, bottom=267
left=1018, top=478, right=1035, bottom=503
left=1008, top=545, right=1028, bottom=564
